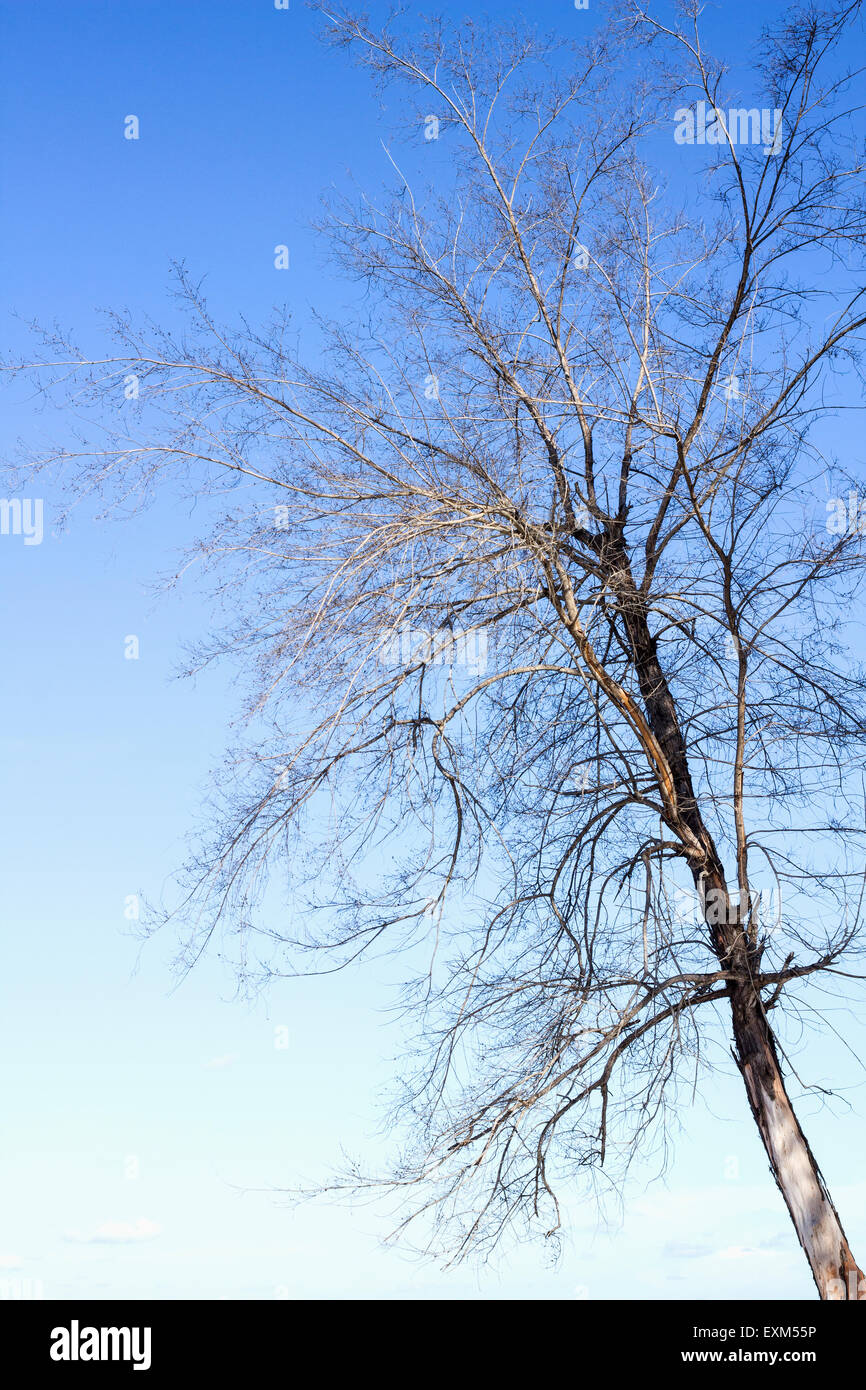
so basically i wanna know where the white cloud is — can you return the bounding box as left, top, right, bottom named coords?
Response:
left=717, top=1245, right=777, bottom=1261
left=204, top=1054, right=239, bottom=1070
left=663, top=1241, right=715, bottom=1260
left=0, top=1254, right=21, bottom=1270
left=64, top=1218, right=161, bottom=1245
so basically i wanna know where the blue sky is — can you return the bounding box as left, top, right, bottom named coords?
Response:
left=1, top=0, right=866, bottom=1301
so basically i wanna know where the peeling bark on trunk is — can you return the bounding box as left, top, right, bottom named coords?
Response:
left=729, top=983, right=864, bottom=1300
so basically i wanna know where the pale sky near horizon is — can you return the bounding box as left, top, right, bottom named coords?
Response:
left=2, top=0, right=866, bottom=1301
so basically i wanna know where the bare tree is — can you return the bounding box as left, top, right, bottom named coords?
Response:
left=10, top=0, right=866, bottom=1297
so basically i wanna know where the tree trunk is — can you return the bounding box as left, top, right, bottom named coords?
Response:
left=729, top=982, right=864, bottom=1299
left=602, top=547, right=863, bottom=1299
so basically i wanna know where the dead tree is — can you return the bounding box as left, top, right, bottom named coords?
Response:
left=9, top=0, right=866, bottom=1296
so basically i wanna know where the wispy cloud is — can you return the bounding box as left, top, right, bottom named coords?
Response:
left=718, top=1245, right=778, bottom=1261
left=662, top=1241, right=715, bottom=1260
left=64, top=1218, right=161, bottom=1245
